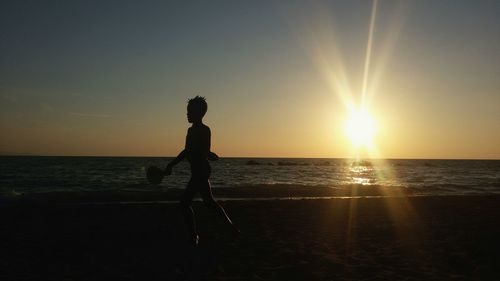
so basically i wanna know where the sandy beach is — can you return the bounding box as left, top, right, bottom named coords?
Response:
left=2, top=194, right=500, bottom=281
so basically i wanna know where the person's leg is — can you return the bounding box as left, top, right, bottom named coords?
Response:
left=180, top=181, right=198, bottom=245
left=199, top=179, right=239, bottom=234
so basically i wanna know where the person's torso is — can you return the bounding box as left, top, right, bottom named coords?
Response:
left=185, top=124, right=210, bottom=164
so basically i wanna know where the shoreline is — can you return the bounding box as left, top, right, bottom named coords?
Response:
left=3, top=185, right=499, bottom=205
left=4, top=193, right=499, bottom=207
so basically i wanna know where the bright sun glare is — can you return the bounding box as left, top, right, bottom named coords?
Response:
left=345, top=108, right=376, bottom=149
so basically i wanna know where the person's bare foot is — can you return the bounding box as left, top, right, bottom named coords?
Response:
left=189, top=233, right=199, bottom=247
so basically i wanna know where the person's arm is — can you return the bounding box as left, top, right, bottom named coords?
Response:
left=164, top=150, right=186, bottom=175
left=165, top=130, right=189, bottom=175
left=208, top=151, right=219, bottom=161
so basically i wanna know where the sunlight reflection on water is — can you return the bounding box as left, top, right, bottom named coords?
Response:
left=349, top=165, right=375, bottom=185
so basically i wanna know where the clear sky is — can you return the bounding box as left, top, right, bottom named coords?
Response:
left=1, top=0, right=499, bottom=159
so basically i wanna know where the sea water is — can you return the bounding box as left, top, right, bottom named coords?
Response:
left=1, top=156, right=499, bottom=197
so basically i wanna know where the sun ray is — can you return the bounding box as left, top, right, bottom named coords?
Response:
left=286, top=0, right=435, bottom=263
left=281, top=0, right=356, bottom=109
left=365, top=1, right=412, bottom=104
left=361, top=0, right=378, bottom=102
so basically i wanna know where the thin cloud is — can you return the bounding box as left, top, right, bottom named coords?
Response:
left=40, top=102, right=54, bottom=112
left=0, top=94, right=17, bottom=102
left=70, top=112, right=112, bottom=118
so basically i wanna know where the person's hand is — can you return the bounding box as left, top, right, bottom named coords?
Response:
left=208, top=151, right=219, bottom=161
left=164, top=165, right=172, bottom=176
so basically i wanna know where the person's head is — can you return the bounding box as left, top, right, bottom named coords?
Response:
left=187, top=96, right=208, bottom=123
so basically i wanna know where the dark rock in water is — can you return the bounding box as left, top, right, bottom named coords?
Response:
left=245, top=160, right=261, bottom=165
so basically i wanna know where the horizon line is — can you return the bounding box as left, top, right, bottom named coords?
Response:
left=0, top=154, right=499, bottom=161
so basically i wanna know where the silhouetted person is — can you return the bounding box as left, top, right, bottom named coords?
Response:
left=164, top=96, right=239, bottom=246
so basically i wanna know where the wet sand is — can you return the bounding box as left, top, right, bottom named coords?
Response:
left=0, top=185, right=422, bottom=204
left=2, top=195, right=500, bottom=280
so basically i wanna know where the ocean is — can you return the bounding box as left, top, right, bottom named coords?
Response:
left=1, top=156, right=499, bottom=199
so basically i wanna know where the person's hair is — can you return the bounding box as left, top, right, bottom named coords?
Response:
left=187, top=95, right=208, bottom=116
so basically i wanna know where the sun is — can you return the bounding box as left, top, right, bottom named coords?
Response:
left=345, top=108, right=377, bottom=149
